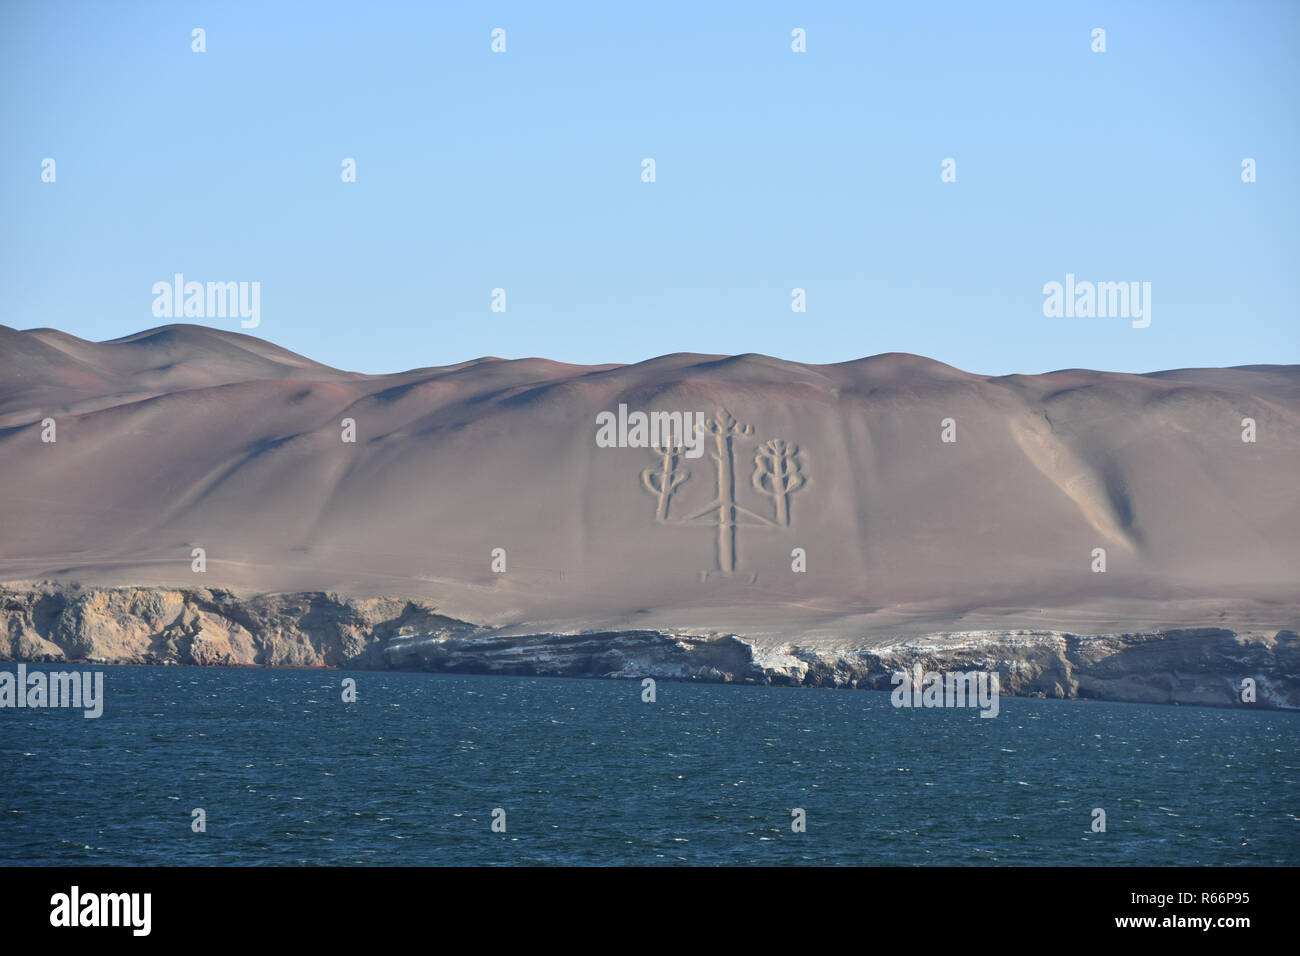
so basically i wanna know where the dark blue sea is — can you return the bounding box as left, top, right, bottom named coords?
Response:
left=1, top=665, right=1296, bottom=865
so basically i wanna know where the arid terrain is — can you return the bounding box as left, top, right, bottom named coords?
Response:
left=2, top=324, right=1297, bottom=706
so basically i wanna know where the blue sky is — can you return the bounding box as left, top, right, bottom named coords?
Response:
left=2, top=1, right=1297, bottom=375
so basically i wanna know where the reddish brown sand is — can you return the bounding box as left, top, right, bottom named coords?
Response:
left=1, top=323, right=1296, bottom=645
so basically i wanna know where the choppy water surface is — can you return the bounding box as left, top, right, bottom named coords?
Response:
left=2, top=666, right=1296, bottom=865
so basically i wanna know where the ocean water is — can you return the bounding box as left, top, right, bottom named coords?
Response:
left=1, top=665, right=1296, bottom=865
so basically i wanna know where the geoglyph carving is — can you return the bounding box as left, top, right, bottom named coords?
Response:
left=641, top=442, right=690, bottom=521
left=752, top=438, right=804, bottom=527
left=639, top=407, right=808, bottom=572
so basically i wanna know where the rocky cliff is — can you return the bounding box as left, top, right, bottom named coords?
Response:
left=3, top=584, right=1295, bottom=710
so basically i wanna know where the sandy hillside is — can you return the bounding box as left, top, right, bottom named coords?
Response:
left=1, top=323, right=1296, bottom=643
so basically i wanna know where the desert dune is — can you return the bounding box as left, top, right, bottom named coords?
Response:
left=1, top=324, right=1296, bottom=704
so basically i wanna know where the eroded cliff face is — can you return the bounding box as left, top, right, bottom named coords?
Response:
left=0, top=584, right=472, bottom=669
left=755, top=630, right=1300, bottom=710
left=2, top=584, right=1296, bottom=710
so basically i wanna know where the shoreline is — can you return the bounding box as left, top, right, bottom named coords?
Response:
left=8, top=657, right=1300, bottom=716
left=3, top=583, right=1297, bottom=712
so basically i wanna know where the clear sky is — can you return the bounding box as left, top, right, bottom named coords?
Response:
left=2, top=1, right=1297, bottom=376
